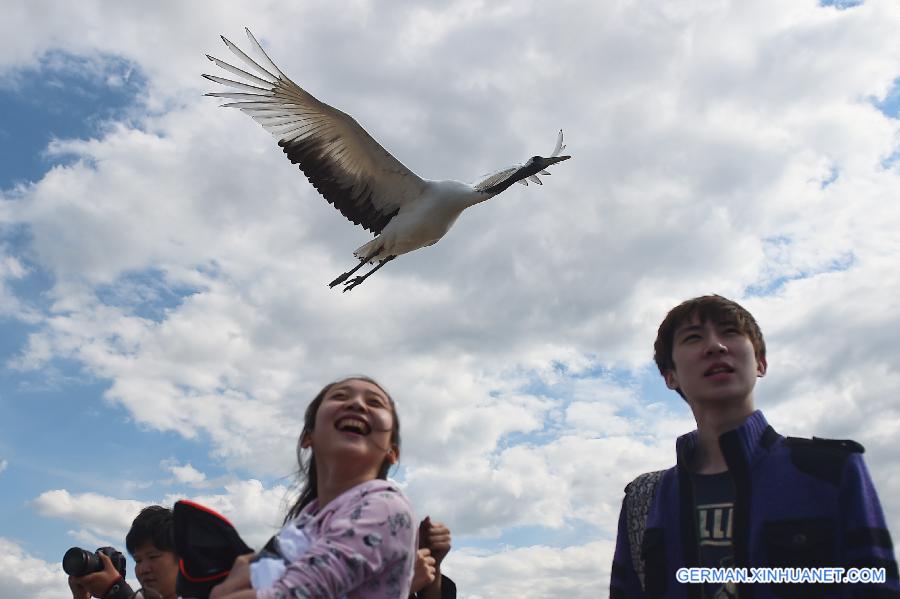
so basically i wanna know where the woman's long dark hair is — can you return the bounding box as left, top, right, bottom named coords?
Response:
left=283, top=376, right=401, bottom=523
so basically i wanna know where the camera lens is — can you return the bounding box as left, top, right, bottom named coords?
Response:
left=62, top=547, right=102, bottom=576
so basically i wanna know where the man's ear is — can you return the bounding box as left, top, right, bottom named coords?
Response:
left=664, top=369, right=680, bottom=390
left=757, top=356, right=768, bottom=377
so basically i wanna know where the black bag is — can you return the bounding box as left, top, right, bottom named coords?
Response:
left=173, top=500, right=254, bottom=599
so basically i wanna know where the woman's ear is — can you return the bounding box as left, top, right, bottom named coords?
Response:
left=300, top=433, right=313, bottom=449
left=387, top=444, right=399, bottom=465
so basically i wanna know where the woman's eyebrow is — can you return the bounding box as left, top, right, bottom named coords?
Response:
left=330, top=385, right=387, bottom=402
left=364, top=390, right=388, bottom=402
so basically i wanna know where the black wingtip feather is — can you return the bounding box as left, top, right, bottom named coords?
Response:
left=278, top=138, right=397, bottom=235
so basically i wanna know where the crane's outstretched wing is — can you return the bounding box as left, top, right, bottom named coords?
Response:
left=204, top=29, right=427, bottom=235
left=473, top=130, right=568, bottom=192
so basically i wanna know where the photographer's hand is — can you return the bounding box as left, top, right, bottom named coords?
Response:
left=68, top=574, right=91, bottom=599
left=413, top=517, right=452, bottom=599
left=69, top=552, right=124, bottom=598
left=420, top=517, right=452, bottom=566
left=409, top=548, right=437, bottom=594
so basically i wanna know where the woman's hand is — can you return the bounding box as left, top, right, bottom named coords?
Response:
left=210, top=553, right=254, bottom=599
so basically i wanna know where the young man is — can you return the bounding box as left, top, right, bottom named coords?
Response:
left=610, top=295, right=899, bottom=598
left=68, top=505, right=179, bottom=599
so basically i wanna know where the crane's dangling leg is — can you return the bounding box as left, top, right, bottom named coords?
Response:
left=342, top=256, right=396, bottom=293
left=329, top=247, right=383, bottom=288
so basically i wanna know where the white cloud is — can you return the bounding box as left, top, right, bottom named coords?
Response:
left=0, top=459, right=7, bottom=475
left=29, top=482, right=291, bottom=553
left=0, top=538, right=69, bottom=599
left=165, top=461, right=207, bottom=486
left=31, top=490, right=143, bottom=546
left=0, top=250, right=39, bottom=322
left=445, top=541, right=614, bottom=599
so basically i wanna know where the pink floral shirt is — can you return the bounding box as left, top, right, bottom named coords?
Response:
left=252, top=479, right=415, bottom=599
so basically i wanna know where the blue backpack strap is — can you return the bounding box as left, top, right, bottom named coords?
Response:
left=624, top=470, right=664, bottom=592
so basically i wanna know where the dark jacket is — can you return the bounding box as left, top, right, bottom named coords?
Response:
left=610, top=410, right=899, bottom=598
left=412, top=574, right=457, bottom=599
left=101, top=577, right=135, bottom=599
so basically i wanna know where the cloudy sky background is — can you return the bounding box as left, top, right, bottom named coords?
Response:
left=1, top=1, right=899, bottom=597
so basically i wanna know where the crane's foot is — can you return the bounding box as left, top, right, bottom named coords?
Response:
left=342, top=276, right=366, bottom=293
left=329, top=272, right=350, bottom=288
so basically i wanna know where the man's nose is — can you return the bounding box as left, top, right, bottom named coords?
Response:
left=705, top=334, right=727, bottom=354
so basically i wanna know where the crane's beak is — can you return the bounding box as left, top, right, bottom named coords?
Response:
left=542, top=155, right=571, bottom=167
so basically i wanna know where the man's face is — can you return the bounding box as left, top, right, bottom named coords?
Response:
left=132, top=541, right=179, bottom=599
left=664, top=315, right=766, bottom=406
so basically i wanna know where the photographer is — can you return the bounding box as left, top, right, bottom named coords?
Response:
left=68, top=505, right=178, bottom=599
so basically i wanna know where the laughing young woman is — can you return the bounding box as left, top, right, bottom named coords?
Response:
left=211, top=377, right=416, bottom=599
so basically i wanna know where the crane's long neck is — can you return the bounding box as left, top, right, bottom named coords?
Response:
left=435, top=180, right=495, bottom=210
left=480, top=161, right=542, bottom=196
left=466, top=190, right=496, bottom=208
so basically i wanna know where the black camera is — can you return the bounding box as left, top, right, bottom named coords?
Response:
left=62, top=546, right=127, bottom=577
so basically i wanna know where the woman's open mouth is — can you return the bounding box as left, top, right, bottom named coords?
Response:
left=335, top=416, right=371, bottom=435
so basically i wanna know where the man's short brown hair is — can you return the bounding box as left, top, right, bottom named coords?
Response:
left=653, top=294, right=766, bottom=376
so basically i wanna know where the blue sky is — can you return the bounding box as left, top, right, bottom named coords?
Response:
left=0, top=57, right=236, bottom=571
left=2, top=2, right=900, bottom=597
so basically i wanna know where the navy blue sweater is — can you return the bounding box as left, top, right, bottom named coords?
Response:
left=610, top=411, right=899, bottom=598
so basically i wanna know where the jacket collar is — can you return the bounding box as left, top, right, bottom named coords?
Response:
left=675, top=409, right=777, bottom=470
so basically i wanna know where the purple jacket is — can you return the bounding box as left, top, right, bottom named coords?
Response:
left=610, top=411, right=899, bottom=598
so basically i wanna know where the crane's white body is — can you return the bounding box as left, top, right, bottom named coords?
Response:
left=204, top=29, right=570, bottom=289
left=355, top=179, right=480, bottom=261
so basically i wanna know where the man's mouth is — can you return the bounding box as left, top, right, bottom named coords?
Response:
left=704, top=363, right=734, bottom=377
left=335, top=416, right=371, bottom=435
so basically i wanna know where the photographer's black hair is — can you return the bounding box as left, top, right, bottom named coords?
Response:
left=125, top=505, right=176, bottom=555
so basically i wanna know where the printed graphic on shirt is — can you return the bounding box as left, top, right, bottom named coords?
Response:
left=250, top=481, right=414, bottom=599
left=698, top=501, right=733, bottom=546
left=693, top=472, right=738, bottom=599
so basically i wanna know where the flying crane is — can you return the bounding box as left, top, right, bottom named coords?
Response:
left=204, top=29, right=571, bottom=292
